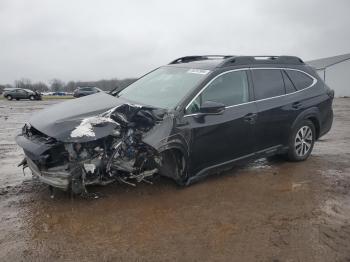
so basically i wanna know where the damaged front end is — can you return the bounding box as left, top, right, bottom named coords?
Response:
left=16, top=102, right=169, bottom=194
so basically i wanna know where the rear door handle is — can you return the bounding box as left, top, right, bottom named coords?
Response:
left=244, top=113, right=257, bottom=124
left=292, top=101, right=302, bottom=109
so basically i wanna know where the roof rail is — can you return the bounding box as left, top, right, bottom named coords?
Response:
left=219, top=56, right=304, bottom=67
left=169, top=55, right=233, bottom=64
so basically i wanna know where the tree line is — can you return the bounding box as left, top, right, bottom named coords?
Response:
left=0, top=77, right=137, bottom=93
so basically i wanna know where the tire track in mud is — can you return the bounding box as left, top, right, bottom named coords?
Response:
left=317, top=167, right=350, bottom=259
left=312, top=99, right=350, bottom=260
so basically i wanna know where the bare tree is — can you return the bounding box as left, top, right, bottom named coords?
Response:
left=50, top=79, right=65, bottom=92
left=32, top=82, right=49, bottom=92
left=65, top=81, right=77, bottom=92
left=14, top=78, right=32, bottom=90
left=2, top=77, right=136, bottom=94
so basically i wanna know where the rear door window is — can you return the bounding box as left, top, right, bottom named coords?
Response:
left=285, top=70, right=314, bottom=90
left=251, top=69, right=285, bottom=100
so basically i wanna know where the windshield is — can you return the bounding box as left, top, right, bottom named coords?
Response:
left=117, top=67, right=210, bottom=109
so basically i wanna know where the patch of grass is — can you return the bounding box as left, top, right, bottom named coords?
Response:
left=42, top=95, right=74, bottom=100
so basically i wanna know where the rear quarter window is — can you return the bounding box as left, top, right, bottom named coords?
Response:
left=285, top=70, right=314, bottom=90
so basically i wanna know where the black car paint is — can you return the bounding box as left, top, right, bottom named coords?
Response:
left=16, top=58, right=334, bottom=189
left=28, top=93, right=125, bottom=142
left=184, top=102, right=257, bottom=174
left=173, top=63, right=332, bottom=181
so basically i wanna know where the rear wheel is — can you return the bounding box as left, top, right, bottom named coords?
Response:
left=6, top=95, right=12, bottom=100
left=287, top=120, right=315, bottom=161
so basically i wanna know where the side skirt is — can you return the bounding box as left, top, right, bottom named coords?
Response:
left=186, top=145, right=287, bottom=185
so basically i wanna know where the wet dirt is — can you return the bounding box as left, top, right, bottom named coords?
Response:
left=1, top=98, right=350, bottom=261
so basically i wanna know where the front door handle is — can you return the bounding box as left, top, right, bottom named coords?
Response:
left=244, top=113, right=257, bottom=124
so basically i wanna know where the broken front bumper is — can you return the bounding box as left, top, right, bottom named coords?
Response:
left=26, top=157, right=71, bottom=190
left=16, top=134, right=72, bottom=190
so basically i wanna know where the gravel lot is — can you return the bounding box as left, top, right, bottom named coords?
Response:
left=0, top=98, right=350, bottom=261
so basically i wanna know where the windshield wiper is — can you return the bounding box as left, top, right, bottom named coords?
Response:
left=108, top=85, right=120, bottom=95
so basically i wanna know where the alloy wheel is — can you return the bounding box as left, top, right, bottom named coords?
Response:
left=295, top=126, right=313, bottom=157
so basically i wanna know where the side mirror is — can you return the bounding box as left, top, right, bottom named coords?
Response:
left=200, top=101, right=225, bottom=115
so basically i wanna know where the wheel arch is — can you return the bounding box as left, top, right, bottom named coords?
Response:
left=307, top=116, right=320, bottom=139
left=292, top=107, right=321, bottom=139
left=158, top=145, right=188, bottom=184
left=158, top=141, right=189, bottom=172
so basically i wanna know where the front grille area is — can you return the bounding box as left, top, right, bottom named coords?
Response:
left=22, top=124, right=68, bottom=168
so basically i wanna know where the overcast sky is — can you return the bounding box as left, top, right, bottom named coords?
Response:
left=0, top=0, right=349, bottom=84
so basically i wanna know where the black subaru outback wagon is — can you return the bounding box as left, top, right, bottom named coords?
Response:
left=16, top=55, right=334, bottom=193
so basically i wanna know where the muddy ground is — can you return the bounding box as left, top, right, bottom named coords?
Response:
left=0, top=98, right=350, bottom=261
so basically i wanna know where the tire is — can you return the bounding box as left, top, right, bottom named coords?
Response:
left=6, top=95, right=12, bottom=100
left=29, top=95, right=35, bottom=100
left=159, top=150, right=188, bottom=186
left=287, top=120, right=315, bottom=161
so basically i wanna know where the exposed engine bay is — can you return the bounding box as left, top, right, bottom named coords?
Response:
left=16, top=102, right=180, bottom=194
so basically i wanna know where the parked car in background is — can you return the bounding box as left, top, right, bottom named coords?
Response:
left=73, top=86, right=102, bottom=97
left=3, top=88, right=42, bottom=101
left=52, top=92, right=67, bottom=96
left=41, top=92, right=54, bottom=96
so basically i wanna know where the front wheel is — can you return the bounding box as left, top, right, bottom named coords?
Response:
left=29, top=95, right=35, bottom=100
left=287, top=120, right=315, bottom=161
left=6, top=95, right=13, bottom=100
left=159, top=150, right=188, bottom=186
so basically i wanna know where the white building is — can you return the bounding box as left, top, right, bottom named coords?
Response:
left=307, top=53, right=350, bottom=97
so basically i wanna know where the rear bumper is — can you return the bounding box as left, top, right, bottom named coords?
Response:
left=319, top=108, right=333, bottom=138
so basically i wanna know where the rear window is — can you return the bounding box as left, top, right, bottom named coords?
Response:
left=285, top=70, right=314, bottom=90
left=252, top=69, right=285, bottom=100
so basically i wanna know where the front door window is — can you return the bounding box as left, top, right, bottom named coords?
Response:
left=186, top=70, right=249, bottom=114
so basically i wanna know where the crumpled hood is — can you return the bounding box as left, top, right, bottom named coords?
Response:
left=29, top=92, right=129, bottom=142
